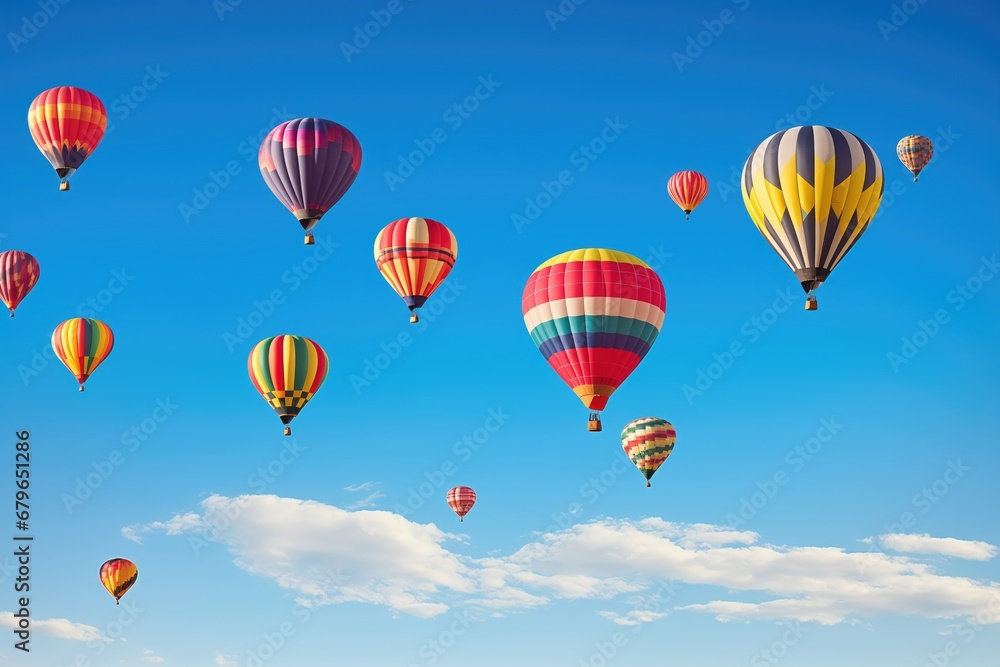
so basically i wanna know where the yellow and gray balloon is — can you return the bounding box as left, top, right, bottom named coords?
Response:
left=741, top=125, right=884, bottom=310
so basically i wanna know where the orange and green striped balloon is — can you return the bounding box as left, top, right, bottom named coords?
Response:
left=621, top=417, right=676, bottom=487
left=248, top=335, right=329, bottom=436
left=896, top=135, right=933, bottom=182
left=100, top=558, right=137, bottom=605
left=51, top=318, right=114, bottom=391
left=374, top=217, right=458, bottom=323
left=27, top=86, right=107, bottom=191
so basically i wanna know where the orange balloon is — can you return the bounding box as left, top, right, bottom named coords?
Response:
left=100, top=558, right=137, bottom=605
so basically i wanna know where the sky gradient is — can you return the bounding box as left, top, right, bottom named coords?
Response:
left=1, top=1, right=999, bottom=666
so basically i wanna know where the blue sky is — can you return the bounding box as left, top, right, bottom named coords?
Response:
left=1, top=0, right=999, bottom=665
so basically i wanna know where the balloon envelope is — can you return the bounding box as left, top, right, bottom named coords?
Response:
left=621, top=417, right=676, bottom=487
left=100, top=558, right=137, bottom=604
left=446, top=486, right=476, bottom=521
left=522, top=249, right=666, bottom=423
left=896, top=135, right=933, bottom=181
left=28, top=86, right=107, bottom=190
left=667, top=171, right=708, bottom=219
left=51, top=318, right=114, bottom=390
left=248, top=335, right=329, bottom=435
left=0, top=251, right=40, bottom=316
left=258, top=118, right=361, bottom=242
left=374, top=217, right=458, bottom=322
left=741, top=125, right=883, bottom=304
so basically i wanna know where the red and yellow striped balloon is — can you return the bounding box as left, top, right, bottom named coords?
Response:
left=374, top=217, right=458, bottom=323
left=248, top=335, right=329, bottom=436
left=51, top=318, right=114, bottom=391
left=522, top=249, right=667, bottom=431
left=667, top=170, right=708, bottom=219
left=27, top=86, right=107, bottom=191
left=446, top=486, right=476, bottom=522
left=100, top=558, right=137, bottom=605
left=0, top=250, right=40, bottom=317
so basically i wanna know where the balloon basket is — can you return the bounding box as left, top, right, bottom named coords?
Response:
left=588, top=414, right=602, bottom=432
left=459, top=516, right=463, bottom=522
left=805, top=296, right=818, bottom=311
left=78, top=385, right=85, bottom=392
left=304, top=233, right=315, bottom=245
left=59, top=182, right=69, bottom=191
left=284, top=426, right=291, bottom=436
left=646, top=481, right=651, bottom=488
left=410, top=313, right=418, bottom=324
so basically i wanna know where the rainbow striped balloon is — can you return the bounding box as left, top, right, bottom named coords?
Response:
left=51, top=318, right=114, bottom=391
left=248, top=335, right=329, bottom=436
left=621, top=417, right=676, bottom=487
left=522, top=249, right=666, bottom=429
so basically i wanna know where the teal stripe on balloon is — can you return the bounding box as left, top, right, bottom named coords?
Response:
left=529, top=315, right=660, bottom=348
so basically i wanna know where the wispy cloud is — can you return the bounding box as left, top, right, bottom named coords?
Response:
left=345, top=481, right=385, bottom=510
left=123, top=511, right=204, bottom=544
left=597, top=609, right=669, bottom=626
left=344, top=481, right=376, bottom=492
left=876, top=534, right=998, bottom=561
left=142, top=648, right=165, bottom=663
left=126, top=496, right=1000, bottom=627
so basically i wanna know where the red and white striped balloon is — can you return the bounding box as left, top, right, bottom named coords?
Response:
left=446, top=486, right=476, bottom=522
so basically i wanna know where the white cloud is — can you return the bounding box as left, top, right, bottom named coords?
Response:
left=214, top=650, right=238, bottom=666
left=128, top=496, right=1000, bottom=628
left=125, top=495, right=476, bottom=618
left=879, top=534, right=998, bottom=561
left=0, top=613, right=109, bottom=643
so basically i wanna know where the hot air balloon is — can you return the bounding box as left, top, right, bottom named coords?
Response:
left=248, top=335, right=328, bottom=436
left=522, top=249, right=667, bottom=432
left=0, top=251, right=40, bottom=317
left=51, top=318, right=114, bottom=391
left=741, top=126, right=883, bottom=311
left=374, top=217, right=458, bottom=323
left=667, top=170, right=709, bottom=220
left=446, top=486, right=476, bottom=522
left=621, top=417, right=676, bottom=488
left=27, top=86, right=107, bottom=191
left=897, top=135, right=933, bottom=182
left=258, top=117, right=362, bottom=245
left=100, top=558, right=137, bottom=605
